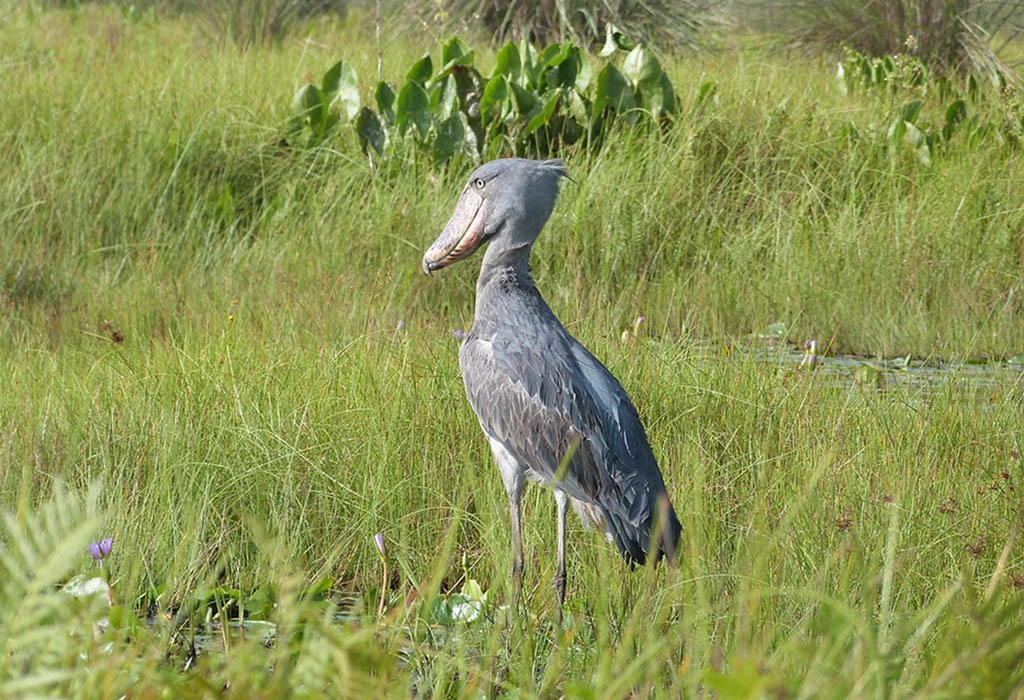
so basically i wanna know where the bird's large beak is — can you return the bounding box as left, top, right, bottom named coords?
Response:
left=422, top=187, right=487, bottom=275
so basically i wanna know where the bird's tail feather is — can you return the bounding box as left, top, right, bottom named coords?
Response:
left=602, top=493, right=681, bottom=567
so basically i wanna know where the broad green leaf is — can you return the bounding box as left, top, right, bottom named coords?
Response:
left=523, top=90, right=561, bottom=136
left=432, top=113, right=465, bottom=166
left=887, top=117, right=906, bottom=144
left=658, top=72, right=676, bottom=114
left=428, top=595, right=455, bottom=625
left=329, top=61, right=360, bottom=121
left=600, top=22, right=635, bottom=56
left=623, top=45, right=662, bottom=87
left=904, top=121, right=925, bottom=148
left=639, top=79, right=663, bottom=117
left=485, top=115, right=509, bottom=153
left=442, top=37, right=471, bottom=69
left=319, top=112, right=340, bottom=136
left=406, top=54, right=433, bottom=84
left=520, top=38, right=540, bottom=88
left=430, top=74, right=459, bottom=120
left=945, top=99, right=967, bottom=127
left=375, top=81, right=396, bottom=124
left=536, top=43, right=566, bottom=73
left=593, top=63, right=635, bottom=121
left=900, top=100, right=923, bottom=124
left=544, top=43, right=582, bottom=90
left=509, top=83, right=537, bottom=116
left=355, top=106, right=388, bottom=156
left=321, top=60, right=342, bottom=96
left=461, top=578, right=487, bottom=602
left=943, top=99, right=967, bottom=141
left=396, top=80, right=431, bottom=139
left=286, top=114, right=304, bottom=134
left=560, top=111, right=583, bottom=144
left=493, top=42, right=521, bottom=80
left=574, top=48, right=592, bottom=92
left=292, top=83, right=324, bottom=127
left=459, top=111, right=479, bottom=161
left=566, top=88, right=587, bottom=124
left=480, top=74, right=509, bottom=118
left=451, top=64, right=483, bottom=116
left=639, top=71, right=676, bottom=117
left=904, top=122, right=932, bottom=165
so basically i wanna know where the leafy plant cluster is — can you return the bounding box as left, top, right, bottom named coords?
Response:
left=759, top=0, right=1023, bottom=80
left=287, top=31, right=677, bottom=166
left=837, top=48, right=997, bottom=165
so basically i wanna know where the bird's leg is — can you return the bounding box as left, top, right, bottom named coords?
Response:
left=553, top=490, right=568, bottom=617
left=489, top=439, right=526, bottom=607
left=509, top=490, right=524, bottom=605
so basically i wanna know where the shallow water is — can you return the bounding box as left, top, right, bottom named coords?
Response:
left=748, top=341, right=1024, bottom=394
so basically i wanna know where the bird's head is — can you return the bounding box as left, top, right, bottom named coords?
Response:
left=422, top=158, right=569, bottom=275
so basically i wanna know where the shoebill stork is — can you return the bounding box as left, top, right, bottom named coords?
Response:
left=423, top=158, right=681, bottom=607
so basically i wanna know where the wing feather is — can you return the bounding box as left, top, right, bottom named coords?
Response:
left=460, top=325, right=679, bottom=564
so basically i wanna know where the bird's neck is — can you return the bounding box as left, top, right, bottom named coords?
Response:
left=477, top=242, right=534, bottom=295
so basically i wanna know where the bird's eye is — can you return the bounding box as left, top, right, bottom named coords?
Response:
left=473, top=177, right=485, bottom=189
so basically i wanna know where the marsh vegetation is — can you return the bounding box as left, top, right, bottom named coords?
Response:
left=1, top=1, right=1023, bottom=697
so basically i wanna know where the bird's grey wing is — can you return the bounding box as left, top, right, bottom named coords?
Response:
left=460, top=334, right=605, bottom=500
left=565, top=339, right=671, bottom=487
left=461, top=332, right=673, bottom=562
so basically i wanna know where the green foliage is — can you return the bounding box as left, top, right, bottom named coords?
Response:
left=0, top=484, right=106, bottom=697
left=292, top=36, right=677, bottom=165
left=3, top=6, right=1024, bottom=695
left=836, top=47, right=998, bottom=165
left=756, top=0, right=1023, bottom=80
left=288, top=60, right=361, bottom=147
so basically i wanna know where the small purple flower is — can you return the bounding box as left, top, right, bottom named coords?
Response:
left=396, top=320, right=405, bottom=330
left=374, top=533, right=386, bottom=557
left=452, top=329, right=467, bottom=341
left=88, top=537, right=113, bottom=561
left=800, top=340, right=820, bottom=369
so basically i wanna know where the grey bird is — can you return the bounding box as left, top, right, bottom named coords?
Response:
left=423, top=158, right=681, bottom=607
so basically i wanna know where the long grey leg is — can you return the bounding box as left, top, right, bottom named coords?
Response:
left=488, top=437, right=525, bottom=605
left=554, top=490, right=568, bottom=613
left=509, top=488, right=524, bottom=604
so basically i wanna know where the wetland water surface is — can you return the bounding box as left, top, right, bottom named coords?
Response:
left=751, top=341, right=1024, bottom=393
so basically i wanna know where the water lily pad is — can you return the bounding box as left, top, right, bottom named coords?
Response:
left=854, top=364, right=886, bottom=389
left=757, top=322, right=787, bottom=341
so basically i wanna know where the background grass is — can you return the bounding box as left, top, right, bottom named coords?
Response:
left=1, top=3, right=1024, bottom=698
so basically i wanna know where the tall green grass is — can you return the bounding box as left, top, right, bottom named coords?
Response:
left=1, top=4, right=1023, bottom=698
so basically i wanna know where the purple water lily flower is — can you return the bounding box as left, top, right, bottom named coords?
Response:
left=88, top=537, right=113, bottom=561
left=800, top=339, right=820, bottom=369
